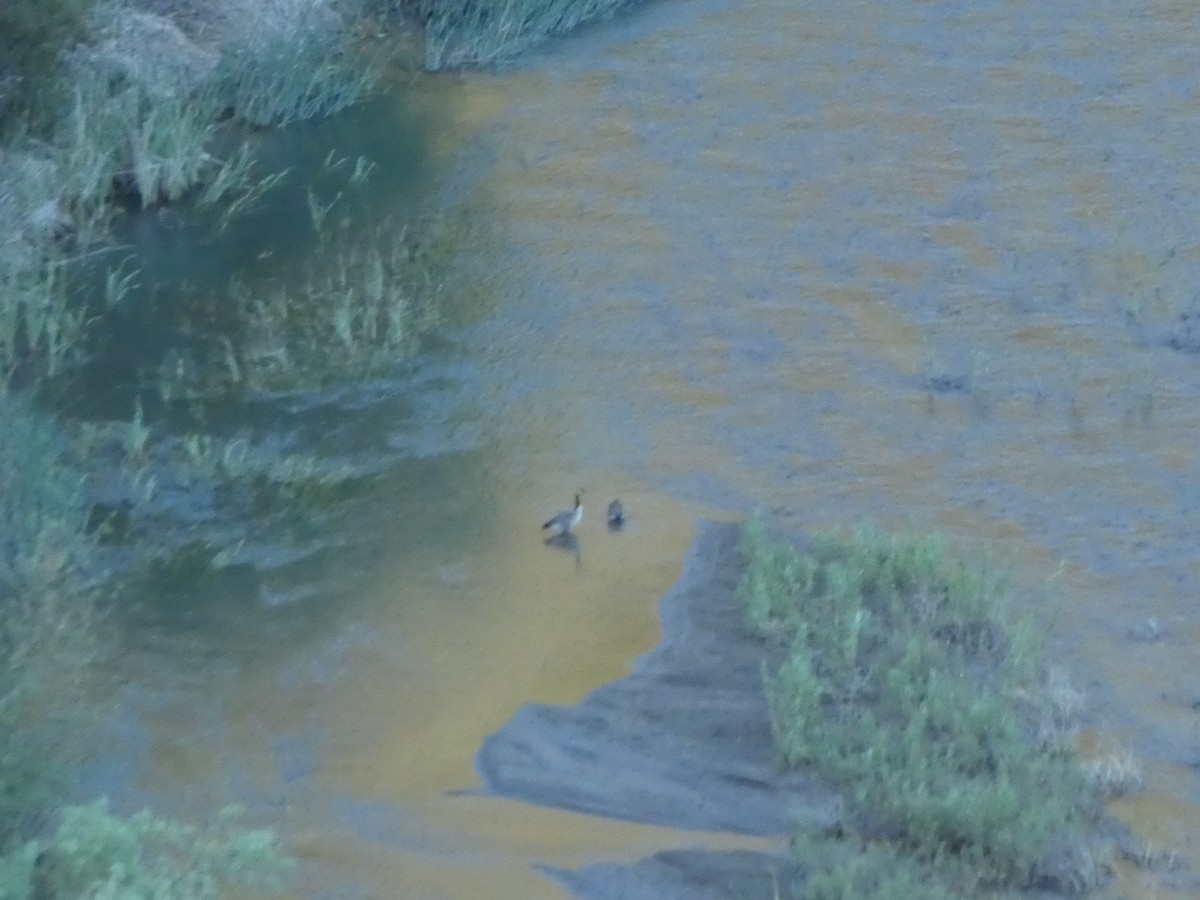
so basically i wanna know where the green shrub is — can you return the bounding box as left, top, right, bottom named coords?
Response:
left=739, top=518, right=1098, bottom=892
left=0, top=801, right=293, bottom=899
left=0, top=0, right=94, bottom=129
left=793, top=834, right=965, bottom=900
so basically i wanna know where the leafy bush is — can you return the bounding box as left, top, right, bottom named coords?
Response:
left=0, top=0, right=94, bottom=128
left=0, top=801, right=292, bottom=899
left=738, top=518, right=1100, bottom=892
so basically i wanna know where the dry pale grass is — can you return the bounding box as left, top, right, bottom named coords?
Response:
left=73, top=3, right=218, bottom=97
left=126, top=0, right=355, bottom=52
left=0, top=151, right=71, bottom=270
left=1081, top=741, right=1144, bottom=799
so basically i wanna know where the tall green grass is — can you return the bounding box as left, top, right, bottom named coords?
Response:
left=416, top=0, right=641, bottom=68
left=58, top=75, right=220, bottom=210
left=217, top=36, right=383, bottom=128
left=738, top=517, right=1102, bottom=894
left=226, top=215, right=452, bottom=394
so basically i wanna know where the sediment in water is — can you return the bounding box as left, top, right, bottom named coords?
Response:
left=473, top=519, right=833, bottom=899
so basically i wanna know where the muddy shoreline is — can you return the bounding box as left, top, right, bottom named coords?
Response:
left=472, top=520, right=1190, bottom=900
left=473, top=520, right=818, bottom=898
left=476, top=521, right=836, bottom=837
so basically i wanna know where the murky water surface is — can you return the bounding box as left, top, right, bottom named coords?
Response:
left=95, top=0, right=1200, bottom=896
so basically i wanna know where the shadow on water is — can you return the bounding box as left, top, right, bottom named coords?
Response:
left=543, top=530, right=583, bottom=571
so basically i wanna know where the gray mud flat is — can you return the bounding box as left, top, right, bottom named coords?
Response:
left=473, top=520, right=834, bottom=899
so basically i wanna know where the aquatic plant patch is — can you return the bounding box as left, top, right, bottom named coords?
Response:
left=737, top=517, right=1104, bottom=894
left=230, top=217, right=450, bottom=394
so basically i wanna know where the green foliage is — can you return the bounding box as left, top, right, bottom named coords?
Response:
left=64, top=77, right=220, bottom=209
left=0, top=0, right=94, bottom=129
left=0, top=254, right=80, bottom=393
left=0, top=801, right=293, bottom=900
left=794, top=834, right=965, bottom=900
left=738, top=517, right=1097, bottom=892
left=226, top=216, right=450, bottom=394
left=172, top=433, right=362, bottom=509
left=415, top=0, right=642, bottom=68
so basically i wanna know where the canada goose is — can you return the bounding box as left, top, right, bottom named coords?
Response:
left=543, top=491, right=583, bottom=534
left=606, top=499, right=625, bottom=529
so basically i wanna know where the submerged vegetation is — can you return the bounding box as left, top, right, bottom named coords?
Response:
left=0, top=0, right=387, bottom=387
left=738, top=517, right=1107, bottom=897
left=0, top=394, right=295, bottom=897
left=0, top=0, right=412, bottom=893
left=233, top=216, right=453, bottom=392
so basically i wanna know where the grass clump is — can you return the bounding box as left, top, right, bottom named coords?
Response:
left=793, top=833, right=965, bottom=900
left=1081, top=741, right=1143, bottom=799
left=414, top=0, right=642, bottom=68
left=0, top=255, right=89, bottom=386
left=215, top=3, right=384, bottom=128
left=57, top=75, right=221, bottom=210
left=230, top=217, right=450, bottom=393
left=175, top=432, right=362, bottom=508
left=738, top=517, right=1100, bottom=894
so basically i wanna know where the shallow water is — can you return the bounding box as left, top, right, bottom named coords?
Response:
left=92, top=0, right=1199, bottom=896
